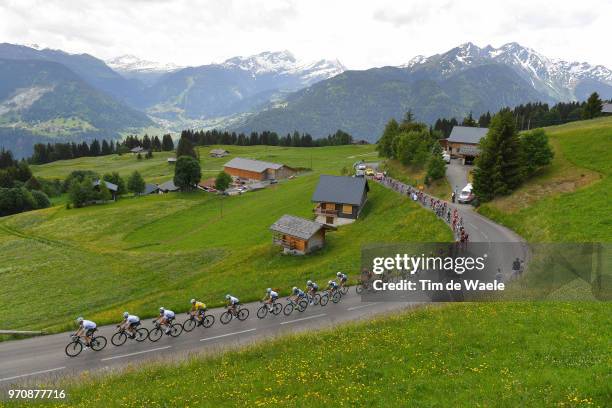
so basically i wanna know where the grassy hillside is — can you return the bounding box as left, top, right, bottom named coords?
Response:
left=478, top=117, right=612, bottom=242
left=1, top=145, right=451, bottom=333
left=21, top=302, right=610, bottom=407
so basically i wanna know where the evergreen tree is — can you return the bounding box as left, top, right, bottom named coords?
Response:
left=520, top=129, right=554, bottom=177
left=90, top=139, right=101, bottom=156
left=103, top=172, right=126, bottom=196
left=462, top=112, right=477, bottom=127
left=162, top=134, right=174, bottom=151
left=473, top=111, right=523, bottom=201
left=176, top=136, right=197, bottom=159
left=426, top=144, right=447, bottom=182
left=127, top=171, right=146, bottom=195
left=582, top=92, right=603, bottom=119
left=377, top=119, right=400, bottom=158
left=174, top=156, right=201, bottom=191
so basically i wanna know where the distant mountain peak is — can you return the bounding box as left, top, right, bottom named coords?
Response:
left=106, top=54, right=181, bottom=73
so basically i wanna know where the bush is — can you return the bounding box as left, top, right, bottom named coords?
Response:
left=68, top=177, right=95, bottom=208
left=0, top=187, right=36, bottom=216
left=63, top=170, right=99, bottom=192
left=215, top=171, right=232, bottom=191
left=31, top=190, right=51, bottom=209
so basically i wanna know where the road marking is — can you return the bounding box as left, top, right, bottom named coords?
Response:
left=280, top=313, right=326, bottom=325
left=0, top=366, right=66, bottom=382
left=200, top=328, right=256, bottom=341
left=100, top=346, right=171, bottom=361
left=468, top=222, right=480, bottom=231
left=347, top=303, right=375, bottom=311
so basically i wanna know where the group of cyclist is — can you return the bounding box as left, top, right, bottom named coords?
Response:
left=74, top=272, right=349, bottom=348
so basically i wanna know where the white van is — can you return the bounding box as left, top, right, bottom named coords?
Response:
left=458, top=183, right=474, bottom=204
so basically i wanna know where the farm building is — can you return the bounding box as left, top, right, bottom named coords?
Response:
left=223, top=157, right=295, bottom=181
left=602, top=103, right=612, bottom=115
left=270, top=215, right=334, bottom=255
left=158, top=179, right=179, bottom=193
left=445, top=126, right=488, bottom=163
left=210, top=149, right=229, bottom=158
left=130, top=146, right=144, bottom=154
left=92, top=179, right=118, bottom=201
left=312, top=175, right=369, bottom=226
left=197, top=178, right=216, bottom=191
left=143, top=183, right=160, bottom=195
left=167, top=157, right=177, bottom=164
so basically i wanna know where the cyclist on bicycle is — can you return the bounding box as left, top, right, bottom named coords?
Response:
left=154, top=307, right=175, bottom=334
left=327, top=280, right=339, bottom=293
left=225, top=294, right=240, bottom=315
left=262, top=288, right=278, bottom=311
left=336, top=271, right=348, bottom=288
left=290, top=286, right=306, bottom=303
left=75, top=317, right=96, bottom=348
left=306, top=280, right=319, bottom=304
left=118, top=312, right=140, bottom=338
left=189, top=299, right=207, bottom=324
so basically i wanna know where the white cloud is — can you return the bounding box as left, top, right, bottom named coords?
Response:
left=0, top=0, right=610, bottom=69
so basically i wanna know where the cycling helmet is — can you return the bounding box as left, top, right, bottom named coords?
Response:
left=123, top=312, right=129, bottom=319
left=76, top=316, right=83, bottom=324
left=292, top=286, right=298, bottom=293
left=328, top=280, right=333, bottom=285
left=266, top=288, right=272, bottom=293
left=225, top=294, right=231, bottom=300
left=307, top=280, right=313, bottom=286
left=336, top=272, right=342, bottom=277
left=190, top=299, right=196, bottom=304
left=159, top=307, right=165, bottom=314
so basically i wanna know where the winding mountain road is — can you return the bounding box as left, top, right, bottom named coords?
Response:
left=0, top=159, right=526, bottom=389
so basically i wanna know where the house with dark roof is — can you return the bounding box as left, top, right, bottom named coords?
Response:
left=223, top=157, right=295, bottom=181
left=143, top=183, right=160, bottom=195
left=446, top=126, right=488, bottom=163
left=210, top=149, right=229, bottom=158
left=602, top=103, right=612, bottom=115
left=311, top=175, right=369, bottom=226
left=92, top=179, right=118, bottom=201
left=130, top=146, right=144, bottom=154
left=270, top=215, right=334, bottom=255
left=158, top=179, right=179, bottom=193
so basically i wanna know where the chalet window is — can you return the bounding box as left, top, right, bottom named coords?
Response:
left=342, top=204, right=352, bottom=214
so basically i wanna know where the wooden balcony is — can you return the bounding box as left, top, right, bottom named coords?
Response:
left=313, top=205, right=338, bottom=217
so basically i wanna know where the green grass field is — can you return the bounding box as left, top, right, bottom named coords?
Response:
left=1, top=145, right=451, bottom=333
left=478, top=117, right=612, bottom=242
left=20, top=302, right=610, bottom=407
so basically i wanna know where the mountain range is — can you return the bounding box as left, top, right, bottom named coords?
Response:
left=0, top=41, right=610, bottom=156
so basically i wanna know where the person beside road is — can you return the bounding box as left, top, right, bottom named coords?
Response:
left=74, top=317, right=96, bottom=348
left=118, top=312, right=140, bottom=337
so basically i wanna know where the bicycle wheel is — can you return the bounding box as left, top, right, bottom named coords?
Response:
left=65, top=341, right=82, bottom=357
left=220, top=311, right=232, bottom=325
left=313, top=293, right=321, bottom=305
left=111, top=331, right=127, bottom=346
left=91, top=335, right=107, bottom=351
left=273, top=302, right=283, bottom=315
left=341, top=286, right=349, bottom=296
left=356, top=285, right=363, bottom=295
left=182, top=318, right=196, bottom=332
left=298, top=300, right=308, bottom=312
left=332, top=292, right=341, bottom=303
left=148, top=327, right=163, bottom=342
left=135, top=328, right=149, bottom=342
left=283, top=303, right=294, bottom=316
left=320, top=294, right=329, bottom=306
left=257, top=305, right=268, bottom=319
left=202, top=315, right=215, bottom=328
left=237, top=308, right=249, bottom=321
left=170, top=323, right=183, bottom=337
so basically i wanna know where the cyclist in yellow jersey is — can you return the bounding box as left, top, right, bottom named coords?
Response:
left=189, top=299, right=207, bottom=324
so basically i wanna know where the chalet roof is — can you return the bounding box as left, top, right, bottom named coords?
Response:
left=158, top=179, right=179, bottom=191
left=93, top=179, right=118, bottom=192
left=602, top=103, right=612, bottom=113
left=447, top=126, right=488, bottom=145
left=143, top=183, right=160, bottom=195
left=167, top=157, right=177, bottom=162
left=311, top=175, right=369, bottom=205
left=224, top=157, right=284, bottom=173
left=210, top=149, right=229, bottom=154
left=270, top=215, right=325, bottom=240
left=130, top=146, right=144, bottom=153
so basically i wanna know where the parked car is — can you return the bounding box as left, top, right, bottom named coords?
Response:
left=355, top=169, right=365, bottom=177
left=457, top=183, right=474, bottom=204
left=374, top=172, right=384, bottom=181
left=365, top=168, right=375, bottom=176
left=442, top=152, right=451, bottom=164
left=357, top=163, right=367, bottom=171
left=269, top=179, right=278, bottom=184
left=202, top=186, right=217, bottom=193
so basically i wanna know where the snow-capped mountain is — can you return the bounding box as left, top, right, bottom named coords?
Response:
left=221, top=50, right=345, bottom=85
left=404, top=42, right=612, bottom=101
left=106, top=54, right=181, bottom=74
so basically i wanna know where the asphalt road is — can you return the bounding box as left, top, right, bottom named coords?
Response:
left=0, top=293, right=412, bottom=389
left=0, top=159, right=527, bottom=389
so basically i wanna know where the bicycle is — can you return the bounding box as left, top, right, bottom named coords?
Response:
left=111, top=325, right=149, bottom=346
left=182, top=311, right=215, bottom=332
left=220, top=304, right=249, bottom=324
left=148, top=319, right=183, bottom=342
left=339, top=284, right=349, bottom=296
left=65, top=331, right=107, bottom=357
left=305, top=291, right=322, bottom=306
left=257, top=300, right=282, bottom=319
left=356, top=279, right=374, bottom=295
left=283, top=297, right=308, bottom=316
left=320, top=289, right=341, bottom=306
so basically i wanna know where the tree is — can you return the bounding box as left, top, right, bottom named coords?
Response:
left=68, top=177, right=95, bottom=208
left=174, top=156, right=201, bottom=191
left=462, top=112, right=477, bottom=127
left=215, top=171, right=232, bottom=191
left=582, top=92, right=603, bottom=119
left=103, top=172, right=126, bottom=196
left=176, top=136, right=197, bottom=159
left=31, top=190, right=51, bottom=209
left=426, top=144, right=447, bottom=182
left=0, top=187, right=36, bottom=216
left=520, top=129, right=554, bottom=177
left=25, top=176, right=42, bottom=191
left=377, top=119, right=399, bottom=158
left=473, top=111, right=523, bottom=201
left=127, top=171, right=146, bottom=195
left=162, top=134, right=174, bottom=151
left=95, top=181, right=112, bottom=202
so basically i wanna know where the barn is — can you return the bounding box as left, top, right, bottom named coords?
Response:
left=223, top=157, right=295, bottom=181
left=270, top=215, right=334, bottom=255
left=446, top=126, right=489, bottom=164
